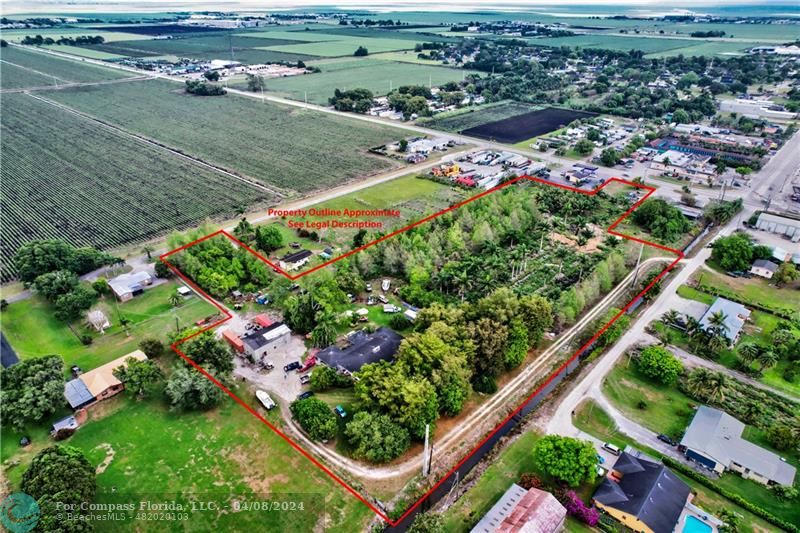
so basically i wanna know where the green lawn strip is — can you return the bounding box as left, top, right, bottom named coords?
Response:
left=4, top=394, right=373, bottom=532
left=1, top=281, right=216, bottom=373
left=573, top=399, right=780, bottom=533
left=695, top=269, right=800, bottom=315
left=602, top=363, right=800, bottom=525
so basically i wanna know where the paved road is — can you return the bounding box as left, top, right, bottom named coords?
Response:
left=546, top=128, right=800, bottom=441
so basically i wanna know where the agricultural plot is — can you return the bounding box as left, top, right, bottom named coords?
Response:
left=82, top=33, right=319, bottom=63
left=235, top=59, right=475, bottom=105
left=0, top=46, right=132, bottom=89
left=645, top=41, right=750, bottom=58
left=300, top=26, right=462, bottom=43
left=461, top=107, right=598, bottom=143
left=259, top=37, right=419, bottom=58
left=43, top=79, right=406, bottom=194
left=41, top=44, right=125, bottom=60
left=420, top=101, right=540, bottom=133
left=0, top=27, right=150, bottom=43
left=0, top=93, right=272, bottom=279
left=0, top=61, right=53, bottom=89
left=526, top=35, right=702, bottom=54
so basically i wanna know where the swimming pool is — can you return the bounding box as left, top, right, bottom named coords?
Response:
left=683, top=515, right=713, bottom=533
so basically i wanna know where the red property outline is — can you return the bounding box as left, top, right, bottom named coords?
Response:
left=159, top=175, right=683, bottom=526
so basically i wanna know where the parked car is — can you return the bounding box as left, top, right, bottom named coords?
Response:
left=256, top=390, right=275, bottom=410
left=299, top=374, right=311, bottom=385
left=602, top=442, right=621, bottom=456
left=334, top=405, right=347, bottom=418
left=297, top=391, right=314, bottom=400
left=596, top=454, right=605, bottom=464
left=284, top=361, right=301, bottom=372
left=657, top=434, right=677, bottom=446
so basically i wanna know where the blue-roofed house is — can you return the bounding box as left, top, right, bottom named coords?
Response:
left=64, top=378, right=95, bottom=410
left=699, top=297, right=750, bottom=345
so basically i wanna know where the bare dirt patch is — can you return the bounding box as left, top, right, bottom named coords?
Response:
left=94, top=443, right=115, bottom=474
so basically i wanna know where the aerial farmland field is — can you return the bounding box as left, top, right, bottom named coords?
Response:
left=525, top=34, right=750, bottom=56
left=0, top=45, right=133, bottom=89
left=420, top=101, right=540, bottom=133
left=0, top=92, right=273, bottom=279
left=234, top=58, right=476, bottom=104
left=43, top=78, right=406, bottom=194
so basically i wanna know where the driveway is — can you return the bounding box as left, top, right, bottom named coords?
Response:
left=231, top=334, right=308, bottom=404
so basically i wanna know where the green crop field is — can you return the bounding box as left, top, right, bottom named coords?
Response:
left=259, top=37, right=418, bottom=58
left=42, top=44, right=126, bottom=60
left=0, top=46, right=133, bottom=89
left=0, top=27, right=151, bottom=43
left=420, top=101, right=539, bottom=132
left=645, top=40, right=751, bottom=58
left=43, top=79, right=405, bottom=194
left=0, top=92, right=272, bottom=279
left=236, top=59, right=476, bottom=104
left=527, top=35, right=715, bottom=54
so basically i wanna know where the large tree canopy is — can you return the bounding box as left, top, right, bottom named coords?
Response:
left=533, top=435, right=597, bottom=487
left=1, top=355, right=65, bottom=430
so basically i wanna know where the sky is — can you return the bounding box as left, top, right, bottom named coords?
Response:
left=3, top=0, right=797, bottom=16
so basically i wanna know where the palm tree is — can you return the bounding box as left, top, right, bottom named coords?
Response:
left=739, top=401, right=762, bottom=425
left=142, top=245, right=153, bottom=261
left=706, top=310, right=729, bottom=337
left=757, top=350, right=779, bottom=372
left=684, top=316, right=701, bottom=337
left=686, top=368, right=728, bottom=403
left=661, top=310, right=680, bottom=327
left=168, top=291, right=182, bottom=308
left=737, top=343, right=759, bottom=368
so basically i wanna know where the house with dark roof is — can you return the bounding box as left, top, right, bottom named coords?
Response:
left=317, top=327, right=402, bottom=372
left=750, top=259, right=779, bottom=279
left=680, top=405, right=796, bottom=486
left=240, top=322, right=292, bottom=361
left=64, top=378, right=95, bottom=410
left=593, top=452, right=692, bottom=533
left=471, top=484, right=566, bottom=533
left=279, top=250, right=312, bottom=271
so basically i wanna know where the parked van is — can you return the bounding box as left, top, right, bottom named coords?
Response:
left=602, top=442, right=621, bottom=456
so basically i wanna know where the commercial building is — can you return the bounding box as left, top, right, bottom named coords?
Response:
left=240, top=321, right=292, bottom=361
left=755, top=212, right=800, bottom=242
left=680, top=406, right=796, bottom=486
left=719, top=99, right=798, bottom=122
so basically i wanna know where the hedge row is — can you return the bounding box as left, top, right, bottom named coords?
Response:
left=662, top=457, right=798, bottom=533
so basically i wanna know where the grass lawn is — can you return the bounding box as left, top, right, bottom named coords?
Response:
left=573, top=400, right=782, bottom=533
left=695, top=269, right=800, bottom=316
left=1, top=281, right=217, bottom=375
left=602, top=361, right=696, bottom=440
left=234, top=59, right=475, bottom=105
left=2, top=393, right=373, bottom=532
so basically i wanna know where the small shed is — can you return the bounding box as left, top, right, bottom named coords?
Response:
left=254, top=314, right=273, bottom=328
left=87, top=310, right=110, bottom=333
left=51, top=415, right=79, bottom=435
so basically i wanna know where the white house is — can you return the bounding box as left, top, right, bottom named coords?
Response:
left=750, top=259, right=778, bottom=279
left=108, top=271, right=152, bottom=302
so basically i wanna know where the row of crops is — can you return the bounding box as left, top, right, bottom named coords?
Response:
left=0, top=93, right=274, bottom=281
left=43, top=79, right=405, bottom=194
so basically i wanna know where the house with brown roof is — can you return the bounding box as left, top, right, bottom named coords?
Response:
left=78, top=350, right=148, bottom=404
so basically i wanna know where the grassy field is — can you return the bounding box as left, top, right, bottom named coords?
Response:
left=41, top=44, right=126, bottom=60
left=420, top=101, right=539, bottom=133
left=572, top=400, right=783, bottom=533
left=1, top=394, right=373, bottom=532
left=1, top=281, right=216, bottom=373
left=0, top=46, right=132, bottom=89
left=0, top=92, right=272, bottom=280
left=525, top=34, right=748, bottom=56
left=0, top=28, right=151, bottom=43
left=43, top=79, right=406, bottom=194
left=259, top=38, right=418, bottom=58
left=370, top=50, right=444, bottom=65
left=695, top=269, right=800, bottom=315
left=235, top=59, right=474, bottom=105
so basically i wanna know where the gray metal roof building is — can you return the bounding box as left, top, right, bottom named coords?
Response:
left=317, top=327, right=402, bottom=372
left=755, top=212, right=800, bottom=240
left=680, top=406, right=796, bottom=486
left=698, top=297, right=750, bottom=342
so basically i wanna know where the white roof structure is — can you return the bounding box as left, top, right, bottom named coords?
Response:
left=261, top=324, right=291, bottom=342
left=108, top=271, right=152, bottom=297
left=681, top=406, right=796, bottom=486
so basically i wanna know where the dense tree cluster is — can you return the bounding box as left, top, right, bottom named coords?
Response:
left=631, top=198, right=693, bottom=243
left=290, top=397, right=338, bottom=441
left=711, top=232, right=771, bottom=272
left=329, top=88, right=374, bottom=113
left=533, top=435, right=597, bottom=487
left=15, top=239, right=118, bottom=284
left=635, top=345, right=684, bottom=385
left=22, top=445, right=96, bottom=532
left=185, top=80, right=226, bottom=96
left=344, top=411, right=410, bottom=463
left=113, top=357, right=163, bottom=398
left=20, top=34, right=104, bottom=45
left=1, top=355, right=65, bottom=430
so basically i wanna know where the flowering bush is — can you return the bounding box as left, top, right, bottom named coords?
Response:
left=564, top=491, right=600, bottom=526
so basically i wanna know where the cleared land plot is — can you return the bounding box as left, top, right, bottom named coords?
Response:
left=462, top=107, right=597, bottom=144
left=41, top=44, right=125, bottom=60
left=89, top=23, right=229, bottom=35
left=260, top=38, right=418, bottom=57
left=421, top=101, right=539, bottom=133
left=0, top=92, right=272, bottom=278
left=43, top=79, right=405, bottom=194
left=0, top=46, right=133, bottom=89
left=83, top=34, right=318, bottom=63
left=237, top=59, right=475, bottom=104
left=301, top=26, right=462, bottom=43
left=645, top=41, right=750, bottom=58
left=0, top=28, right=151, bottom=43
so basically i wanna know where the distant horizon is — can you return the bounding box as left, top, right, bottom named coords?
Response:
left=3, top=0, right=799, bottom=17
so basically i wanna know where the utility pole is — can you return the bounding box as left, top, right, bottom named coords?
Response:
left=422, top=424, right=431, bottom=477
